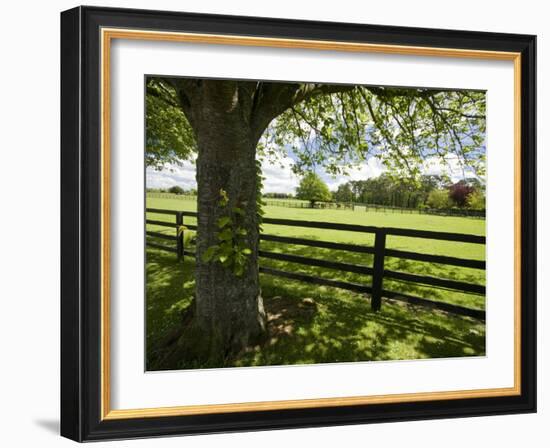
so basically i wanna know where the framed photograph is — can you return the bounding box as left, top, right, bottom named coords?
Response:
left=60, top=6, right=536, bottom=442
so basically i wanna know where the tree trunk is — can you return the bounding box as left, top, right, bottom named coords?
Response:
left=175, top=81, right=267, bottom=365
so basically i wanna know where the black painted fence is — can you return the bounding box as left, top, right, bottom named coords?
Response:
left=145, top=208, right=486, bottom=321
left=361, top=203, right=486, bottom=218
left=263, top=199, right=355, bottom=210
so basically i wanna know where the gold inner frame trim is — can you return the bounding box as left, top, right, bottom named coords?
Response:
left=100, top=27, right=522, bottom=421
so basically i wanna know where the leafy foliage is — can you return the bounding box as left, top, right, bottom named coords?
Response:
left=333, top=183, right=354, bottom=203
left=466, top=190, right=486, bottom=210
left=168, top=185, right=185, bottom=195
left=256, top=160, right=266, bottom=231
left=260, top=87, right=485, bottom=181
left=201, top=189, right=252, bottom=277
left=332, top=174, right=448, bottom=208
left=427, top=189, right=453, bottom=209
left=145, top=78, right=196, bottom=170
left=448, top=181, right=475, bottom=207
left=295, top=172, right=332, bottom=205
left=147, top=78, right=486, bottom=183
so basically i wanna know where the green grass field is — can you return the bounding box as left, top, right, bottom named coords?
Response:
left=145, top=194, right=486, bottom=370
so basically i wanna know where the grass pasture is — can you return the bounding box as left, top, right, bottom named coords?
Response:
left=145, top=194, right=486, bottom=370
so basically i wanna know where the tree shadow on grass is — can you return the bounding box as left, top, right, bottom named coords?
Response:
left=234, top=276, right=485, bottom=368
left=146, top=248, right=195, bottom=370
left=145, top=246, right=485, bottom=371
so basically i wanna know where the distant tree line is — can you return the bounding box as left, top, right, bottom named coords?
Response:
left=148, top=173, right=486, bottom=211
left=332, top=174, right=485, bottom=210
left=146, top=186, right=197, bottom=195
left=263, top=192, right=294, bottom=199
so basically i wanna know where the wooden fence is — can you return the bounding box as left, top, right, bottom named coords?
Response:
left=360, top=203, right=486, bottom=218
left=263, top=200, right=355, bottom=210
left=146, top=208, right=486, bottom=321
left=146, top=192, right=484, bottom=218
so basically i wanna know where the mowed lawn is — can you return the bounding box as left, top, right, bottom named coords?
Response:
left=145, top=194, right=486, bottom=370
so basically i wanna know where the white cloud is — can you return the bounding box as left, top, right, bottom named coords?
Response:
left=261, top=155, right=299, bottom=194
left=146, top=160, right=197, bottom=190
left=147, top=152, right=476, bottom=194
left=421, top=155, right=475, bottom=182
left=323, top=157, right=385, bottom=190
left=146, top=155, right=299, bottom=194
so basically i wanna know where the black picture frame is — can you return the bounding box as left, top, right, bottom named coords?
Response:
left=61, top=5, right=536, bottom=442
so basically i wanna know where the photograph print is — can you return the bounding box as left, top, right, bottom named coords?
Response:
left=144, top=76, right=486, bottom=371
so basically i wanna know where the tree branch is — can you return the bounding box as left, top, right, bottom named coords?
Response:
left=250, top=82, right=355, bottom=141
left=146, top=79, right=180, bottom=109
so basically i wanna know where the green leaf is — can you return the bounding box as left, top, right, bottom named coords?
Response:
left=218, top=242, right=233, bottom=255
left=201, top=246, right=218, bottom=263
left=232, top=207, right=245, bottom=216
left=218, top=228, right=233, bottom=241
left=217, top=216, right=231, bottom=228
left=218, top=188, right=229, bottom=206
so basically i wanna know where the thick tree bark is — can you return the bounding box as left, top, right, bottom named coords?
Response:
left=161, top=80, right=355, bottom=365
left=174, top=81, right=267, bottom=364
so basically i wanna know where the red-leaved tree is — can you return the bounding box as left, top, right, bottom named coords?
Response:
left=448, top=181, right=475, bottom=207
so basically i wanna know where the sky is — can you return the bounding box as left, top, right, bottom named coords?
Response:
left=146, top=152, right=475, bottom=194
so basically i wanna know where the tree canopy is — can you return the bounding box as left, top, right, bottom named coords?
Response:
left=333, top=174, right=447, bottom=208
left=168, top=185, right=185, bottom=195
left=145, top=81, right=196, bottom=170
left=427, top=189, right=453, bottom=209
left=448, top=180, right=475, bottom=207
left=295, top=172, right=332, bottom=205
left=330, top=174, right=484, bottom=210
left=467, top=190, right=486, bottom=210
left=146, top=78, right=486, bottom=183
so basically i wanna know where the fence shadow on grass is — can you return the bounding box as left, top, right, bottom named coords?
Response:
left=145, top=247, right=485, bottom=371
left=259, top=235, right=485, bottom=310
left=239, top=275, right=485, bottom=368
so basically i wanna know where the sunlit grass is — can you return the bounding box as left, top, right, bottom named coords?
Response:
left=146, top=247, right=485, bottom=370
left=145, top=195, right=486, bottom=310
left=145, top=194, right=486, bottom=370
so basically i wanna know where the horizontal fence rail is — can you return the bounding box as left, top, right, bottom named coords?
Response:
left=264, top=199, right=355, bottom=210
left=145, top=208, right=486, bottom=321
left=360, top=203, right=485, bottom=218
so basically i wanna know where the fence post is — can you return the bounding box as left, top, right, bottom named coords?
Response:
left=176, top=212, right=184, bottom=261
left=371, top=229, right=386, bottom=312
